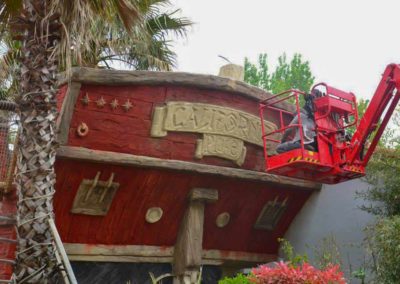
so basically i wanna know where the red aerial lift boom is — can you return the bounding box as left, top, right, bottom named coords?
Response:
left=259, top=63, right=400, bottom=184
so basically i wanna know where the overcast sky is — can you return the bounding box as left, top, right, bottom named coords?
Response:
left=169, top=0, right=399, bottom=100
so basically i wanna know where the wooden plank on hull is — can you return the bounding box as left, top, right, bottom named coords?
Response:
left=57, top=146, right=321, bottom=190
left=57, top=82, right=82, bottom=145
left=63, top=243, right=276, bottom=265
left=58, top=67, right=294, bottom=112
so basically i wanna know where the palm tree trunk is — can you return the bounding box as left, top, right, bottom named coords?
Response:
left=14, top=0, right=60, bottom=282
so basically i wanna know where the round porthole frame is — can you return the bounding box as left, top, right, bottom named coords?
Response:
left=145, top=207, right=163, bottom=224
left=215, top=212, right=230, bottom=228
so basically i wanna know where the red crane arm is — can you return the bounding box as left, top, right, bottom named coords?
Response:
left=348, top=64, right=400, bottom=166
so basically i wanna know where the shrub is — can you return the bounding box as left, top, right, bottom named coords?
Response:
left=218, top=273, right=251, bottom=284
left=279, top=238, right=308, bottom=267
left=219, top=239, right=347, bottom=284
left=250, top=261, right=346, bottom=284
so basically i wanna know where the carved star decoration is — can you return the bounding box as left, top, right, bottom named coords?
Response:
left=96, top=97, right=106, bottom=108
left=110, top=99, right=119, bottom=110
left=122, top=99, right=133, bottom=111
left=81, top=93, right=91, bottom=105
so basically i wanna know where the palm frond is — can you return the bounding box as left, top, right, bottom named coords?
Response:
left=0, top=0, right=22, bottom=38
left=138, top=0, right=171, bottom=16
left=0, top=0, right=22, bottom=23
left=0, top=35, right=20, bottom=100
left=48, top=0, right=143, bottom=70
left=1, top=0, right=191, bottom=74
left=147, top=10, right=192, bottom=38
left=99, top=1, right=192, bottom=70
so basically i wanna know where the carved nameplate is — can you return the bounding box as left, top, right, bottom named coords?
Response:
left=151, top=102, right=280, bottom=165
left=195, top=134, right=246, bottom=166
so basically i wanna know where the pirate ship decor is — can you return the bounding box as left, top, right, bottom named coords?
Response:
left=0, top=67, right=321, bottom=283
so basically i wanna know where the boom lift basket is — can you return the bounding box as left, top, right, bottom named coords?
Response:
left=259, top=86, right=363, bottom=184
left=260, top=64, right=400, bottom=184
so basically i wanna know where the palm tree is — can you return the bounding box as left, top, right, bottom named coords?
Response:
left=97, top=0, right=192, bottom=70
left=0, top=0, right=142, bottom=282
left=65, top=0, right=192, bottom=70
left=1, top=0, right=192, bottom=78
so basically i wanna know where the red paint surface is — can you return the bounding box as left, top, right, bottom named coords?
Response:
left=0, top=124, right=16, bottom=279
left=66, top=84, right=285, bottom=172
left=52, top=82, right=311, bottom=256
left=0, top=81, right=306, bottom=277
left=54, top=159, right=311, bottom=254
left=0, top=191, right=16, bottom=280
left=0, top=129, right=9, bottom=179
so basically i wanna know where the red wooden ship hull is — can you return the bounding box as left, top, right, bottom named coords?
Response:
left=1, top=68, right=321, bottom=282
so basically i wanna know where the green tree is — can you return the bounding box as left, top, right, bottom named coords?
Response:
left=244, top=53, right=270, bottom=90
left=346, top=98, right=369, bottom=136
left=356, top=102, right=400, bottom=282
left=357, top=99, right=369, bottom=117
left=244, top=53, right=315, bottom=95
left=357, top=105, right=400, bottom=216
left=365, top=216, right=400, bottom=284
left=359, top=147, right=400, bottom=217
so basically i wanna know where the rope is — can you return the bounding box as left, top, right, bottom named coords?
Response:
left=18, top=213, right=52, bottom=227
left=17, top=243, right=53, bottom=255
left=18, top=191, right=55, bottom=203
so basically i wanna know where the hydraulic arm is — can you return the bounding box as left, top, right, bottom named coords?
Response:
left=348, top=64, right=400, bottom=166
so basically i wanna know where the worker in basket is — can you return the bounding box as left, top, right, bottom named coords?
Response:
left=276, top=90, right=319, bottom=154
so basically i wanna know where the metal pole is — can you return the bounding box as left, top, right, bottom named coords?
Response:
left=48, top=218, right=78, bottom=284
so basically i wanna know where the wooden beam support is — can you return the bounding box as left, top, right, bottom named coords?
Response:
left=173, top=188, right=218, bottom=284
left=189, top=188, right=219, bottom=203
left=65, top=244, right=174, bottom=263
left=56, top=82, right=82, bottom=145
left=202, top=249, right=275, bottom=264
left=63, top=243, right=276, bottom=265
left=58, top=67, right=294, bottom=112
left=57, top=146, right=321, bottom=190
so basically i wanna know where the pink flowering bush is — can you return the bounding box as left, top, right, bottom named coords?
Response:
left=250, top=261, right=346, bottom=284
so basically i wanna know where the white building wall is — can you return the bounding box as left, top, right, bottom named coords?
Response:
left=283, top=179, right=375, bottom=282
